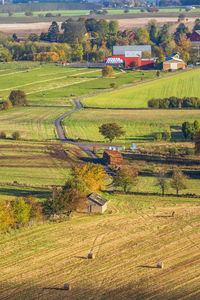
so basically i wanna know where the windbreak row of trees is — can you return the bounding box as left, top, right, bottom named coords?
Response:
left=148, top=97, right=200, bottom=109
left=0, top=17, right=200, bottom=65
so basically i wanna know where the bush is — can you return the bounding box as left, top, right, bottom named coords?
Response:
left=25, top=11, right=33, bottom=16
left=13, top=198, right=31, bottom=226
left=12, top=131, right=20, bottom=140
left=186, top=148, right=195, bottom=156
left=3, top=100, right=13, bottom=110
left=9, top=90, right=28, bottom=107
left=0, top=131, right=6, bottom=139
left=154, top=133, right=162, bottom=141
left=110, top=82, right=118, bottom=89
left=148, top=96, right=200, bottom=109
left=169, top=148, right=179, bottom=156
left=102, top=65, right=113, bottom=77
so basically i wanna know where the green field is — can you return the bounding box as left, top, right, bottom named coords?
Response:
left=0, top=139, right=86, bottom=190
left=82, top=69, right=200, bottom=109
left=0, top=7, right=200, bottom=18
left=63, top=109, right=200, bottom=143
left=1, top=193, right=200, bottom=300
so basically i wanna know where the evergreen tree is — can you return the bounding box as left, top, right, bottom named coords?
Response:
left=47, top=21, right=60, bottom=42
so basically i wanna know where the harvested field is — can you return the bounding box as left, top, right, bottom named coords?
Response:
left=0, top=17, right=197, bottom=36
left=0, top=194, right=200, bottom=300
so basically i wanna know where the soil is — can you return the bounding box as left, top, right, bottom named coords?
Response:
left=0, top=17, right=197, bottom=37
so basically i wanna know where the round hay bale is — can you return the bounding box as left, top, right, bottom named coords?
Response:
left=64, top=283, right=71, bottom=291
left=157, top=261, right=164, bottom=269
left=88, top=252, right=95, bottom=259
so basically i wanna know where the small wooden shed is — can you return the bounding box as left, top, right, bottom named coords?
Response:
left=103, top=150, right=124, bottom=166
left=77, top=192, right=108, bottom=213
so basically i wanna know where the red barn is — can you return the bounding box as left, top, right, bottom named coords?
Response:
left=190, top=30, right=200, bottom=42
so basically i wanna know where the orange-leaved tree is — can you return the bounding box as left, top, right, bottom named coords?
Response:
left=72, top=163, right=108, bottom=193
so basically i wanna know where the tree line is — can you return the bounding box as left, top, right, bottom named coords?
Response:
left=1, top=17, right=200, bottom=65
left=148, top=97, right=200, bottom=109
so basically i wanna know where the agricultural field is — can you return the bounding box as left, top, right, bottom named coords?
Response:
left=1, top=7, right=200, bottom=18
left=1, top=194, right=200, bottom=300
left=63, top=109, right=200, bottom=143
left=82, top=68, right=200, bottom=108
left=0, top=139, right=86, bottom=191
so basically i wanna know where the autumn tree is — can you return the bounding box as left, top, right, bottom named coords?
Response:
left=9, top=90, right=28, bottom=106
left=195, top=130, right=200, bottom=154
left=0, top=200, right=15, bottom=232
left=13, top=198, right=31, bottom=226
left=155, top=171, right=169, bottom=196
left=170, top=168, right=188, bottom=195
left=72, top=163, right=107, bottom=193
left=99, top=123, right=125, bottom=143
left=114, top=167, right=138, bottom=193
left=102, top=65, right=113, bottom=77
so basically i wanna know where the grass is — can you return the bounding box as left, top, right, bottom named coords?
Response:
left=1, top=7, right=200, bottom=18
left=0, top=194, right=200, bottom=300
left=82, top=68, right=200, bottom=108
left=0, top=139, right=86, bottom=189
left=62, top=109, right=200, bottom=143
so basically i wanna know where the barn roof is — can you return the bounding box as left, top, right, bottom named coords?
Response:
left=164, top=57, right=184, bottom=63
left=88, top=192, right=108, bottom=206
left=194, top=30, right=200, bottom=36
left=104, top=150, right=123, bottom=159
left=113, top=45, right=152, bottom=55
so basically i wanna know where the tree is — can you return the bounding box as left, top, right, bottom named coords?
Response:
left=102, top=65, right=113, bottom=77
left=148, top=19, right=160, bottom=44
left=135, top=28, right=150, bottom=44
left=47, top=21, right=60, bottom=42
left=99, top=123, right=125, bottom=143
left=64, top=178, right=87, bottom=193
left=0, top=48, right=12, bottom=62
left=12, top=131, right=20, bottom=140
left=61, top=19, right=86, bottom=43
left=9, top=90, right=28, bottom=106
left=13, top=198, right=31, bottom=226
left=72, top=163, right=107, bottom=193
left=109, top=20, right=118, bottom=35
left=0, top=131, right=6, bottom=139
left=170, top=168, right=188, bottom=195
left=114, top=167, right=138, bottom=193
left=193, top=18, right=200, bottom=31
left=0, top=201, right=15, bottom=232
left=95, top=19, right=109, bottom=38
left=71, top=43, right=83, bottom=61
left=195, top=130, right=200, bottom=154
left=28, top=33, right=40, bottom=42
left=155, top=171, right=169, bottom=196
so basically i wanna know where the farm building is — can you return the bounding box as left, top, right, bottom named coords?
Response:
left=104, top=45, right=154, bottom=69
left=103, top=150, right=124, bottom=166
left=190, top=30, right=200, bottom=44
left=163, top=53, right=185, bottom=71
left=77, top=192, right=108, bottom=213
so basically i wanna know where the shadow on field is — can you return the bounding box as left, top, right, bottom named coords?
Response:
left=138, top=265, right=158, bottom=269
left=0, top=187, right=49, bottom=200
left=74, top=256, right=88, bottom=259
left=155, top=215, right=173, bottom=218
left=80, top=157, right=103, bottom=164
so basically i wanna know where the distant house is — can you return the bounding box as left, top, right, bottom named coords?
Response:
left=103, top=150, right=124, bottom=166
left=163, top=53, right=185, bottom=71
left=77, top=192, right=108, bottom=213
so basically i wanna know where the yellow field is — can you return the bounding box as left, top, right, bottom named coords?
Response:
left=1, top=195, right=200, bottom=300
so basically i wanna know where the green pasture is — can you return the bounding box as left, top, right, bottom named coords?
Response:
left=0, top=106, right=69, bottom=140
left=0, top=7, right=200, bottom=18
left=0, top=140, right=85, bottom=190
left=63, top=109, right=200, bottom=143
left=82, top=69, right=200, bottom=108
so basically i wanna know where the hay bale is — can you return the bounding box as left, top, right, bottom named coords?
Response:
left=88, top=252, right=95, bottom=259
left=157, top=261, right=164, bottom=269
left=64, top=283, right=71, bottom=291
